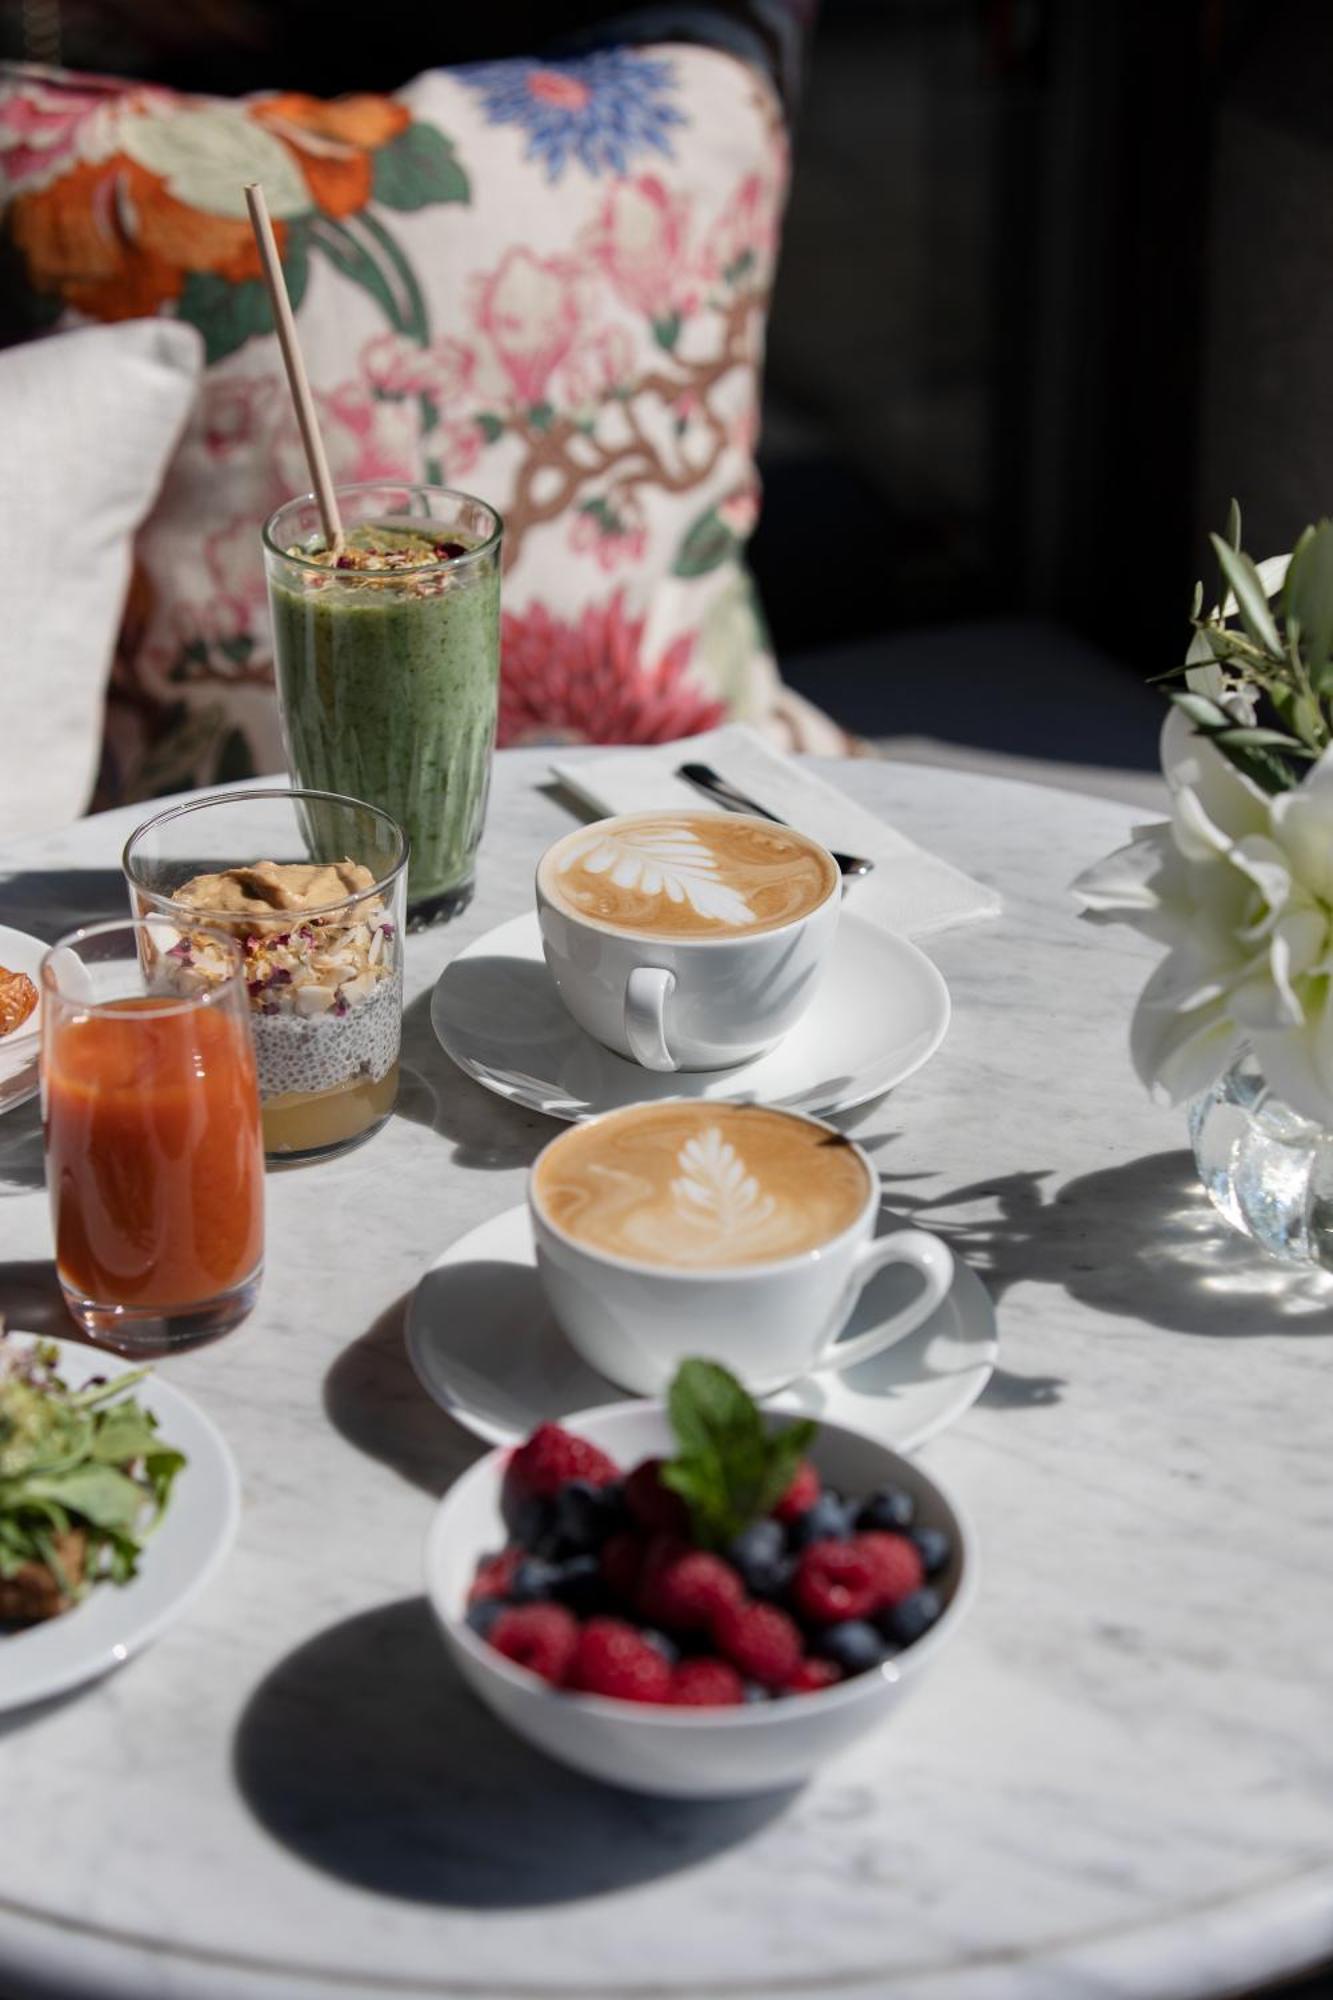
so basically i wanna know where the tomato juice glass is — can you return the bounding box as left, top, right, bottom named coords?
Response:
left=41, top=919, right=265, bottom=1353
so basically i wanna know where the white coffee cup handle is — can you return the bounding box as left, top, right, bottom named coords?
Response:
left=809, top=1230, right=954, bottom=1375
left=624, top=967, right=678, bottom=1072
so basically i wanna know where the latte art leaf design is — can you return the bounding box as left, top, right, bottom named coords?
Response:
left=671, top=1127, right=777, bottom=1236
left=559, top=826, right=757, bottom=926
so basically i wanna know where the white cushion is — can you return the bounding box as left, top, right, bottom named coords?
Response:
left=0, top=321, right=201, bottom=839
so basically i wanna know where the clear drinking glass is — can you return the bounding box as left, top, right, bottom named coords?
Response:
left=123, top=788, right=408, bottom=1164
left=41, top=919, right=265, bottom=1354
left=262, top=482, right=503, bottom=927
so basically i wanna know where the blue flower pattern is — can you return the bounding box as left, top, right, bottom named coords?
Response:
left=457, top=51, right=686, bottom=183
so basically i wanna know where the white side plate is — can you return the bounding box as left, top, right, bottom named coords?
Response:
left=0, top=1337, right=240, bottom=1714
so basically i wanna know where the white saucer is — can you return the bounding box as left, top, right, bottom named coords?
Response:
left=0, top=924, right=44, bottom=1114
left=406, top=1203, right=996, bottom=1452
left=430, top=911, right=950, bottom=1122
left=0, top=1337, right=241, bottom=1714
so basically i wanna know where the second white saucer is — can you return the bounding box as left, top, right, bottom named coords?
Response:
left=406, top=1202, right=996, bottom=1453
left=430, top=910, right=950, bottom=1123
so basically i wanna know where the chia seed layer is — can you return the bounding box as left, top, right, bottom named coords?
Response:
left=250, top=969, right=402, bottom=1101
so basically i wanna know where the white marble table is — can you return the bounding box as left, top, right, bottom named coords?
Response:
left=1, top=750, right=1331, bottom=2000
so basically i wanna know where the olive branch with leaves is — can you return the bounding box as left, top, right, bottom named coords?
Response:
left=1161, top=500, right=1333, bottom=795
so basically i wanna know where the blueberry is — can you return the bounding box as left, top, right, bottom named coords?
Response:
left=910, top=1525, right=951, bottom=1578
left=551, top=1478, right=625, bottom=1553
left=640, top=1628, right=680, bottom=1665
left=815, top=1620, right=888, bottom=1675
left=856, top=1484, right=915, bottom=1534
left=789, top=1491, right=854, bottom=1550
left=549, top=1552, right=604, bottom=1614
left=728, top=1519, right=792, bottom=1597
left=741, top=1680, right=772, bottom=1704
left=878, top=1588, right=942, bottom=1648
left=510, top=1556, right=560, bottom=1603
left=465, top=1599, right=502, bottom=1638
left=504, top=1491, right=555, bottom=1549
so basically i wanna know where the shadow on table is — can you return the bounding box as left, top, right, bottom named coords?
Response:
left=0, top=1259, right=66, bottom=1337
left=877, top=1148, right=1333, bottom=1342
left=394, top=986, right=554, bottom=1170
left=0, top=1099, right=44, bottom=1196
left=234, top=1596, right=790, bottom=1908
left=323, top=1289, right=485, bottom=1497
left=0, top=867, right=127, bottom=940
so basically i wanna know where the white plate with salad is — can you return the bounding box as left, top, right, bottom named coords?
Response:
left=0, top=1332, right=240, bottom=1713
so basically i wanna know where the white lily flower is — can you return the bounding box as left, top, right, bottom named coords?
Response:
left=1074, top=722, right=1333, bottom=1125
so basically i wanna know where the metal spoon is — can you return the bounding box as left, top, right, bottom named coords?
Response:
left=675, top=761, right=875, bottom=881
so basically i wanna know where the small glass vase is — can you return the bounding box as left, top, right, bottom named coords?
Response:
left=1189, top=1050, right=1333, bottom=1268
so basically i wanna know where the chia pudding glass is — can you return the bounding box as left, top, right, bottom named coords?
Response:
left=123, top=789, right=408, bottom=1163
left=262, top=482, right=502, bottom=929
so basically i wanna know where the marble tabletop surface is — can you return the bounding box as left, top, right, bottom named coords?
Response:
left=1, top=749, right=1331, bottom=2000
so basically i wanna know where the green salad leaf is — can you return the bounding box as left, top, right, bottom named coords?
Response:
left=0, top=1336, right=185, bottom=1614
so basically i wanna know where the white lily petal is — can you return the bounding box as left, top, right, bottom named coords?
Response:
left=1136, top=940, right=1238, bottom=1015
left=1228, top=833, right=1292, bottom=915
left=1270, top=755, right=1333, bottom=904
left=1161, top=715, right=1270, bottom=834
left=1130, top=990, right=1242, bottom=1104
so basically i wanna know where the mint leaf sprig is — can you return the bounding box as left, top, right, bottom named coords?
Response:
left=659, top=1359, right=816, bottom=1549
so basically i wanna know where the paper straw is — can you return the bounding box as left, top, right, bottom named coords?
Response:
left=244, top=181, right=344, bottom=552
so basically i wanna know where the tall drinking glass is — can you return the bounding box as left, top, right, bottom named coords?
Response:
left=262, top=482, right=503, bottom=927
left=41, top=919, right=264, bottom=1354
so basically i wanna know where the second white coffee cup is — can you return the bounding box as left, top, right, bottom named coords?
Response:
left=528, top=1100, right=953, bottom=1398
left=536, top=810, right=841, bottom=1072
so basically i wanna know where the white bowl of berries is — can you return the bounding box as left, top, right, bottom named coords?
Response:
left=424, top=1363, right=975, bottom=1797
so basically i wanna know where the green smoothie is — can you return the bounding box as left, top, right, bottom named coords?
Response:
left=266, top=513, right=501, bottom=919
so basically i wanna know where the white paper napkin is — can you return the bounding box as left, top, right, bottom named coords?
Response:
left=549, top=724, right=1001, bottom=937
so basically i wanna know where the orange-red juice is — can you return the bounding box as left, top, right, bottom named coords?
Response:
left=45, top=999, right=263, bottom=1307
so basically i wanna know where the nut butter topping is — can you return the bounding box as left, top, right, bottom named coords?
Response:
left=174, top=858, right=376, bottom=917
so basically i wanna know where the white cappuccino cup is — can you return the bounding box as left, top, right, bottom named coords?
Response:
left=536, top=810, right=841, bottom=1072
left=528, top=1099, right=953, bottom=1398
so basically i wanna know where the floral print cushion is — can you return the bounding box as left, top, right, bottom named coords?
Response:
left=0, top=49, right=841, bottom=805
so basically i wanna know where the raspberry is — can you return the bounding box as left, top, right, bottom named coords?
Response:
left=624, top=1458, right=691, bottom=1536
left=773, top=1459, right=820, bottom=1523
left=638, top=1543, right=745, bottom=1633
left=599, top=1530, right=646, bottom=1603
left=713, top=1601, right=803, bottom=1688
left=856, top=1531, right=925, bottom=1610
left=792, top=1539, right=885, bottom=1624
left=488, top=1604, right=578, bottom=1685
left=569, top=1617, right=673, bottom=1703
left=670, top=1659, right=745, bottom=1706
left=506, top=1423, right=620, bottom=1502
left=787, top=1657, right=842, bottom=1695
left=468, top=1546, right=521, bottom=1605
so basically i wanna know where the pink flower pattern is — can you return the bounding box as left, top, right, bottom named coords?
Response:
left=0, top=79, right=156, bottom=196
left=472, top=248, right=583, bottom=408
left=499, top=592, right=725, bottom=747
left=587, top=175, right=695, bottom=323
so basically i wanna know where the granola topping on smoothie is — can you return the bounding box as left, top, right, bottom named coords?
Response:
left=288, top=523, right=468, bottom=586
